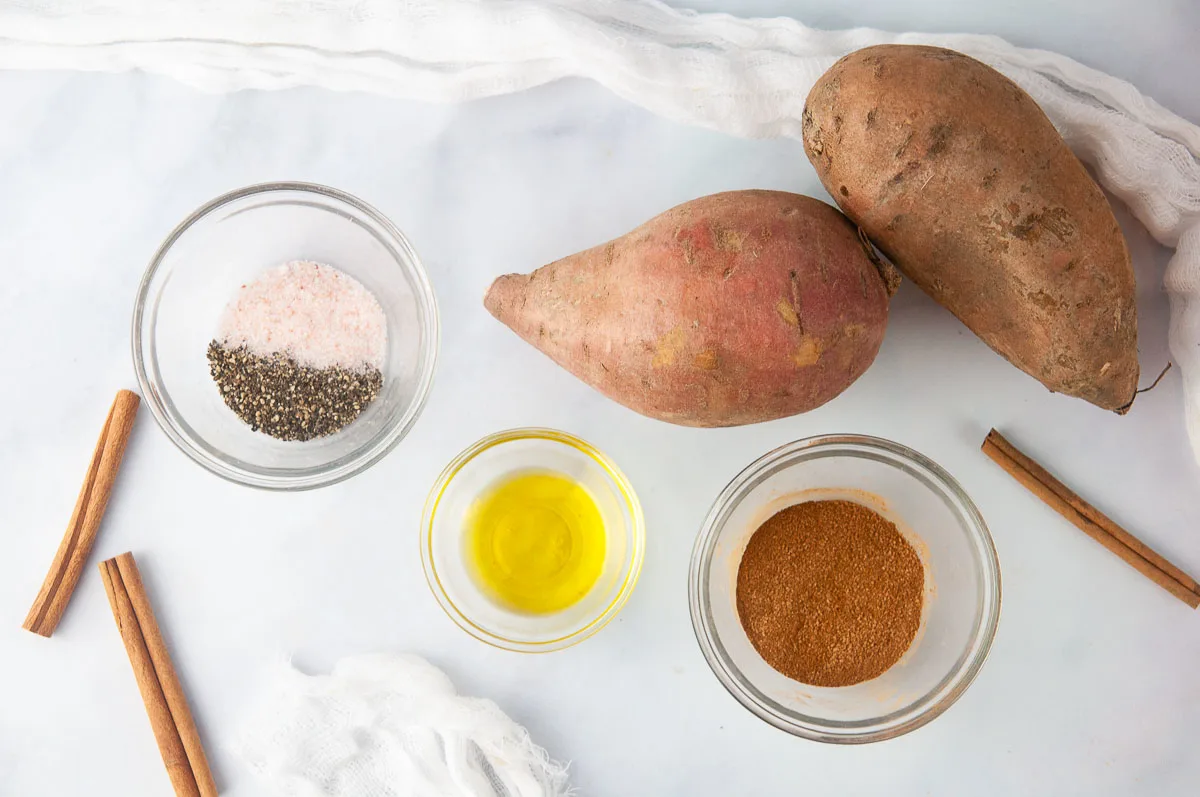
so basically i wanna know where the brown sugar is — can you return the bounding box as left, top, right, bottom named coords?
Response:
left=735, top=499, right=924, bottom=687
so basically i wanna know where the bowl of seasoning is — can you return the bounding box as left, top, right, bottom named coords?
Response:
left=689, top=434, right=1000, bottom=743
left=133, top=182, right=438, bottom=489
left=422, top=429, right=644, bottom=652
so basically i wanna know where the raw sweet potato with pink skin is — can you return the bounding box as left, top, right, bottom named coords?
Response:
left=484, top=190, right=897, bottom=427
left=802, top=45, right=1138, bottom=411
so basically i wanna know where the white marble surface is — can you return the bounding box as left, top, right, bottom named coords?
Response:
left=2, top=2, right=1200, bottom=794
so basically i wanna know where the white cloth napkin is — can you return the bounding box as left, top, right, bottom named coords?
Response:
left=235, top=654, right=570, bottom=797
left=3, top=0, right=1198, bottom=461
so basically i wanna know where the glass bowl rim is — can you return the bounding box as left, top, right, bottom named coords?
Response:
left=688, top=433, right=1001, bottom=744
left=131, top=181, right=440, bottom=491
left=421, top=427, right=646, bottom=653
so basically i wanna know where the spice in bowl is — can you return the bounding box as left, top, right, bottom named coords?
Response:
left=208, top=260, right=386, bottom=441
left=736, top=499, right=924, bottom=687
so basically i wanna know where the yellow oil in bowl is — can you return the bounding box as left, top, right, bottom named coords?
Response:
left=465, top=470, right=606, bottom=614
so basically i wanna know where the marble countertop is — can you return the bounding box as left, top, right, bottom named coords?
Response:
left=2, top=1, right=1199, bottom=794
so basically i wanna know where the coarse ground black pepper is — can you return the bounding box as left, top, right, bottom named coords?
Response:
left=735, top=499, right=924, bottom=687
left=207, top=342, right=382, bottom=442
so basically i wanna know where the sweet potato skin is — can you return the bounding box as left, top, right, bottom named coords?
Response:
left=484, top=190, right=894, bottom=427
left=803, top=45, right=1138, bottom=411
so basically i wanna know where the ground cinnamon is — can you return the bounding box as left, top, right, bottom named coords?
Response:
left=736, top=500, right=924, bottom=687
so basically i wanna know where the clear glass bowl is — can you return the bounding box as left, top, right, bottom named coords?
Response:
left=422, top=429, right=645, bottom=652
left=689, top=434, right=1000, bottom=743
left=132, top=182, right=439, bottom=490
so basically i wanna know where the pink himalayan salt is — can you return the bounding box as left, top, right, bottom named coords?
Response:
left=216, top=261, right=387, bottom=371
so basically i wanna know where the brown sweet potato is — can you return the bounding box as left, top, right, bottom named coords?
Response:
left=802, top=44, right=1138, bottom=411
left=484, top=190, right=897, bottom=426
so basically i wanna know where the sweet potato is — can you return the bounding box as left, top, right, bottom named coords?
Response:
left=802, top=45, right=1138, bottom=411
left=484, top=190, right=897, bottom=427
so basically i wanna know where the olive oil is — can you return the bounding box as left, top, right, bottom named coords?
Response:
left=465, top=470, right=606, bottom=614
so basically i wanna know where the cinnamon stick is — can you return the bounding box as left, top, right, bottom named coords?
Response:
left=99, top=553, right=217, bottom=797
left=982, top=429, right=1200, bottom=609
left=23, top=389, right=140, bottom=636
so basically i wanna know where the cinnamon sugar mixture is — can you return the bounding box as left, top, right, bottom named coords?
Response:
left=736, top=500, right=924, bottom=687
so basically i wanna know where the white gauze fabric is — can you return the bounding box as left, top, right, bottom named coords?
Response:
left=2, top=0, right=1198, bottom=458
left=235, top=654, right=570, bottom=797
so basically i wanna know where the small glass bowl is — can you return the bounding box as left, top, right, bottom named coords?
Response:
left=689, top=434, right=1000, bottom=743
left=422, top=429, right=645, bottom=652
left=132, top=182, right=439, bottom=490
